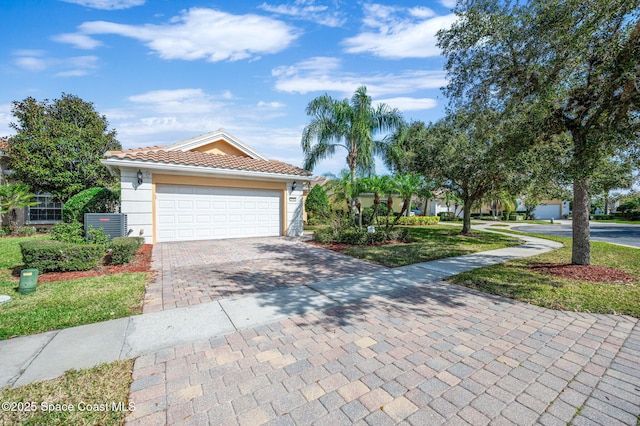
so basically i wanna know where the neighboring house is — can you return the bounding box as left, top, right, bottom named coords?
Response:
left=359, top=194, right=405, bottom=213
left=515, top=198, right=570, bottom=220
left=0, top=138, right=63, bottom=228
left=102, top=129, right=312, bottom=244
left=425, top=195, right=570, bottom=220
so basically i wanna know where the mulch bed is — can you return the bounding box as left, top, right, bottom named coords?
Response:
left=528, top=263, right=635, bottom=283
left=34, top=244, right=154, bottom=283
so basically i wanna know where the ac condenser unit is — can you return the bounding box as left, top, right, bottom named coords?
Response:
left=84, top=213, right=127, bottom=241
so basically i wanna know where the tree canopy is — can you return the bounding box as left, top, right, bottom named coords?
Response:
left=301, top=86, right=403, bottom=184
left=438, top=0, right=640, bottom=264
left=390, top=110, right=527, bottom=234
left=7, top=93, right=121, bottom=202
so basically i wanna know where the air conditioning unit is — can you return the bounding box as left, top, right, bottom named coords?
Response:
left=84, top=213, right=127, bottom=241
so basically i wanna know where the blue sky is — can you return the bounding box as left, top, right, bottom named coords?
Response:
left=1, top=0, right=456, bottom=176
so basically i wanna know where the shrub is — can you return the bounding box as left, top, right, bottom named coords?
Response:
left=86, top=225, right=110, bottom=248
left=336, top=228, right=368, bottom=245
left=62, top=187, right=119, bottom=223
left=108, top=237, right=144, bottom=265
left=305, top=185, right=330, bottom=223
left=312, top=227, right=335, bottom=244
left=0, top=225, right=11, bottom=237
left=50, top=222, right=84, bottom=244
left=592, top=214, right=615, bottom=220
left=387, top=227, right=410, bottom=242
left=17, top=226, right=36, bottom=236
left=20, top=240, right=103, bottom=272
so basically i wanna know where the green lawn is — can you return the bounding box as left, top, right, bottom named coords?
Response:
left=342, top=225, right=522, bottom=267
left=449, top=234, right=640, bottom=317
left=0, top=237, right=147, bottom=340
left=0, top=360, right=134, bottom=426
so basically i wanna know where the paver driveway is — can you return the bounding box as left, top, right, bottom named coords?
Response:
left=126, top=237, right=640, bottom=425
left=143, top=237, right=386, bottom=313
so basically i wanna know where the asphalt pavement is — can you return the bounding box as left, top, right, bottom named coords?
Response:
left=512, top=221, right=640, bottom=248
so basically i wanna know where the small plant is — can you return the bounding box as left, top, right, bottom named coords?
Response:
left=0, top=225, right=11, bottom=237
left=86, top=225, right=110, bottom=248
left=50, top=222, right=84, bottom=244
left=17, top=226, right=36, bottom=236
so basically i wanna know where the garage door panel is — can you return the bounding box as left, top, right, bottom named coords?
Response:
left=156, top=185, right=281, bottom=242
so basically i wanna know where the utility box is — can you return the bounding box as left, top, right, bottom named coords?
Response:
left=84, top=213, right=127, bottom=241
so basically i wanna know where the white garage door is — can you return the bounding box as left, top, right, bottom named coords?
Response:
left=156, top=184, right=281, bottom=242
left=533, top=204, right=561, bottom=220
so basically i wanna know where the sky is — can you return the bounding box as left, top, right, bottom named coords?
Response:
left=0, top=0, right=457, bottom=177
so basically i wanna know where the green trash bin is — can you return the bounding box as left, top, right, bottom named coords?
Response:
left=18, top=269, right=38, bottom=295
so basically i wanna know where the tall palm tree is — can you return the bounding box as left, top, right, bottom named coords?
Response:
left=301, top=86, right=403, bottom=207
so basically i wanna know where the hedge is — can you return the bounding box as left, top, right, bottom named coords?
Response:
left=62, top=187, right=119, bottom=223
left=378, top=216, right=440, bottom=226
left=109, top=237, right=144, bottom=265
left=20, top=240, right=103, bottom=273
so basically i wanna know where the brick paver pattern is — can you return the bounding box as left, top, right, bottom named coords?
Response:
left=143, top=237, right=386, bottom=313
left=126, top=278, right=640, bottom=425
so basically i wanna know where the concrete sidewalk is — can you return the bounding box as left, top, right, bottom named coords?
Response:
left=0, top=234, right=562, bottom=389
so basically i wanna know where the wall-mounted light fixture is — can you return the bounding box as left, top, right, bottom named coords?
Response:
left=137, top=169, right=143, bottom=185
left=292, top=181, right=297, bottom=191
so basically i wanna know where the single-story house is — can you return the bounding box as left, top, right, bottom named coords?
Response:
left=102, top=129, right=312, bottom=244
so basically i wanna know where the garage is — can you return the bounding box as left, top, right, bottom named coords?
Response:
left=156, top=184, right=281, bottom=242
left=533, top=204, right=562, bottom=220
left=102, top=129, right=311, bottom=243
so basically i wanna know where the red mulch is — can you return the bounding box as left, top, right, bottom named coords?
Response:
left=528, top=263, right=635, bottom=283
left=34, top=244, right=153, bottom=283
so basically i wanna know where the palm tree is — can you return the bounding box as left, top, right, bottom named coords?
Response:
left=301, top=86, right=403, bottom=210
left=392, top=174, right=423, bottom=223
left=357, top=175, right=389, bottom=225
left=0, top=183, right=37, bottom=234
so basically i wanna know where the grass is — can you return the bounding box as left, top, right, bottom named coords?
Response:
left=342, top=225, right=522, bottom=267
left=449, top=232, right=640, bottom=317
left=0, top=237, right=147, bottom=340
left=0, top=360, right=134, bottom=426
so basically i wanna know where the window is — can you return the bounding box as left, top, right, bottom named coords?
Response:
left=28, top=194, right=63, bottom=223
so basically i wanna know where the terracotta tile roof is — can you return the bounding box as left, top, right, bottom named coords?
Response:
left=105, top=148, right=312, bottom=177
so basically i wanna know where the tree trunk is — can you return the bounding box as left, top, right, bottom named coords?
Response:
left=572, top=177, right=591, bottom=265
left=604, top=193, right=609, bottom=215
left=461, top=201, right=472, bottom=234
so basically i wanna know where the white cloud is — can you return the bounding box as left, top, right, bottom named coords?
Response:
left=257, top=101, right=286, bottom=109
left=74, top=7, right=300, bottom=62
left=0, top=104, right=13, bottom=138
left=259, top=0, right=346, bottom=27
left=272, top=57, right=447, bottom=97
left=374, top=97, right=437, bottom=111
left=60, top=0, right=145, bottom=10
left=12, top=51, right=98, bottom=76
left=127, top=88, right=226, bottom=115
left=52, top=33, right=102, bottom=49
left=14, top=56, right=48, bottom=72
left=342, top=4, right=456, bottom=58
left=440, top=0, right=457, bottom=9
